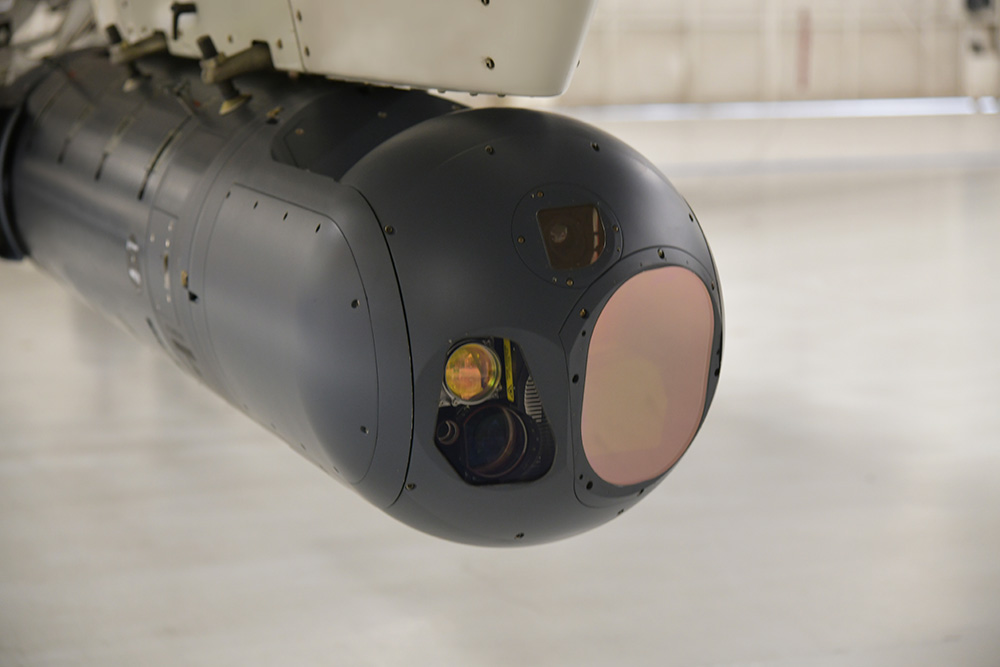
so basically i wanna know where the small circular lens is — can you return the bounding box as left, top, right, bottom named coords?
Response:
left=547, top=218, right=588, bottom=264
left=436, top=419, right=460, bottom=446
left=444, top=342, right=502, bottom=404
left=465, top=406, right=527, bottom=478
left=549, top=223, right=569, bottom=244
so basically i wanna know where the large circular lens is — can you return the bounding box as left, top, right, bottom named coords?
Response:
left=581, top=266, right=715, bottom=486
left=465, top=406, right=527, bottom=478
left=444, top=342, right=502, bottom=404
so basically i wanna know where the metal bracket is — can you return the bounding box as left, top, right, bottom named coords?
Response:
left=200, top=42, right=273, bottom=85
left=197, top=37, right=273, bottom=115
left=106, top=26, right=168, bottom=92
left=107, top=29, right=168, bottom=66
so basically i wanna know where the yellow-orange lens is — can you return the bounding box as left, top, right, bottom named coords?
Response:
left=445, top=343, right=502, bottom=403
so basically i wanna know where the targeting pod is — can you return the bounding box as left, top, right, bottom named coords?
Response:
left=1, top=48, right=723, bottom=545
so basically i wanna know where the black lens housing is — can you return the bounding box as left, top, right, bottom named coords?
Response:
left=434, top=338, right=555, bottom=486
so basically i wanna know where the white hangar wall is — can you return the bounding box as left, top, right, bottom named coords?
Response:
left=563, top=0, right=997, bottom=104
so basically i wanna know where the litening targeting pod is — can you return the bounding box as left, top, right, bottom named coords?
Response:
left=0, top=48, right=724, bottom=546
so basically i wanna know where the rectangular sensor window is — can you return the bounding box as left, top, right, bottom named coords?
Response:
left=536, top=205, right=606, bottom=271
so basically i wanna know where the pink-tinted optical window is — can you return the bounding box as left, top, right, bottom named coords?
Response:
left=581, top=266, right=715, bottom=486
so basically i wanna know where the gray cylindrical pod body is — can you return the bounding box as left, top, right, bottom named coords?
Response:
left=2, top=49, right=440, bottom=508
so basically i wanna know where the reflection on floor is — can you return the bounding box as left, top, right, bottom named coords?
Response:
left=1, top=112, right=999, bottom=666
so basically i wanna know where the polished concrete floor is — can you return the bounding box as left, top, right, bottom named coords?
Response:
left=2, top=112, right=999, bottom=666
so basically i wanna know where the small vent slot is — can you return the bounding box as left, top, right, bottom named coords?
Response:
left=524, top=376, right=544, bottom=424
